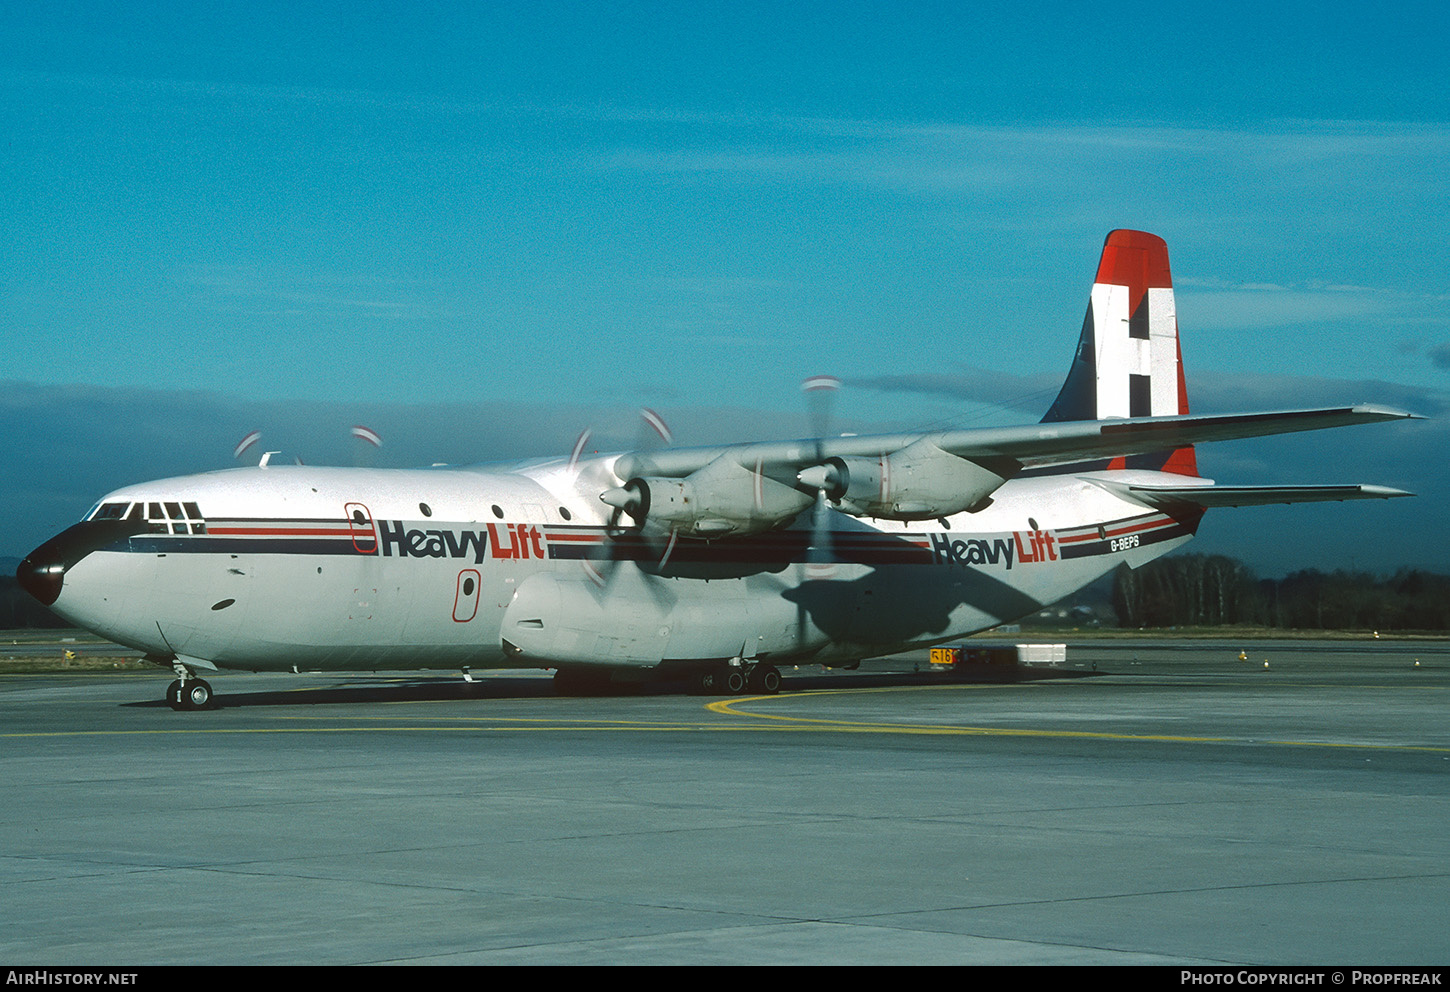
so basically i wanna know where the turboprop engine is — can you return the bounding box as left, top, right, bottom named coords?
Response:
left=601, top=454, right=815, bottom=538
left=796, top=438, right=1020, bottom=521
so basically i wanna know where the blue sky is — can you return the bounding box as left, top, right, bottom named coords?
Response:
left=2, top=2, right=1447, bottom=575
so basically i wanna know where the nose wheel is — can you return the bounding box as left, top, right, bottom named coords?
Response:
left=166, top=677, right=214, bottom=711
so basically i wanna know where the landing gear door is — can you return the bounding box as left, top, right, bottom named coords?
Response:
left=345, top=502, right=377, bottom=554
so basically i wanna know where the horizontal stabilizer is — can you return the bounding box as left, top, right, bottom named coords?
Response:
left=1112, top=483, right=1414, bottom=509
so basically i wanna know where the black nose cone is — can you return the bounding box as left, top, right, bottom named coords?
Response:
left=17, top=554, right=64, bottom=606
left=17, top=516, right=143, bottom=609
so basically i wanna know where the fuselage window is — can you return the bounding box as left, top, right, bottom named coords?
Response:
left=92, top=503, right=129, bottom=520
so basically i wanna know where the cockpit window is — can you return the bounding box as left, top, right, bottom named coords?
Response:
left=89, top=500, right=206, bottom=531
left=137, top=500, right=207, bottom=534
left=183, top=502, right=204, bottom=534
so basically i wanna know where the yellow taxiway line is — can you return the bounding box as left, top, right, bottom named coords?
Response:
left=705, top=684, right=1450, bottom=752
left=2, top=681, right=1446, bottom=752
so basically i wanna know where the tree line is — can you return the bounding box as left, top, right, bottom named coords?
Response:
left=1112, top=554, right=1450, bottom=631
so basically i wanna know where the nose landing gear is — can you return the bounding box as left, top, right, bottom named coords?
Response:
left=165, top=661, right=215, bottom=711
left=166, top=678, right=214, bottom=710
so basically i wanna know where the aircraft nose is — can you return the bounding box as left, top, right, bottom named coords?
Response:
left=17, top=516, right=143, bottom=609
left=16, top=553, right=65, bottom=606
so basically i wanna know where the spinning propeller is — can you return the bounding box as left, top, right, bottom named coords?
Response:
left=577, top=408, right=680, bottom=598
left=791, top=375, right=843, bottom=644
left=231, top=425, right=383, bottom=466
left=799, top=375, right=841, bottom=579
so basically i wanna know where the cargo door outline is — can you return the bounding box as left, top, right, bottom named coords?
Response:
left=454, top=569, right=481, bottom=622
left=345, top=502, right=377, bottom=554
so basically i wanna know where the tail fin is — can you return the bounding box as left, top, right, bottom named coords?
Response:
left=1042, top=229, right=1197, bottom=476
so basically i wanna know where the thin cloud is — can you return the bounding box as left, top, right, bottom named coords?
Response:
left=1186, top=371, right=1449, bottom=418
left=1177, top=277, right=1445, bottom=331
left=849, top=366, right=1449, bottom=421
left=585, top=119, right=1450, bottom=200
left=849, top=369, right=1063, bottom=417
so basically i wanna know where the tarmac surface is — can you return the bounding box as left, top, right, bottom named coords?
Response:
left=2, top=635, right=1448, bottom=966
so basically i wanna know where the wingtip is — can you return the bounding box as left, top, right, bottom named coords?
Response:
left=1349, top=404, right=1426, bottom=421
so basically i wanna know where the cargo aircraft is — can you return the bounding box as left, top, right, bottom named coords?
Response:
left=17, top=231, right=1418, bottom=709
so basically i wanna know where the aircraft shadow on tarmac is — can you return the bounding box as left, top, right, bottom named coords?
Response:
left=120, top=665, right=1097, bottom=710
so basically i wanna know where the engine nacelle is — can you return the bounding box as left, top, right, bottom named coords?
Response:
left=601, top=455, right=814, bottom=538
left=807, top=439, right=1019, bottom=520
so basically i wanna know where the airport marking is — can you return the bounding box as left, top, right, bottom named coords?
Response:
left=2, top=679, right=1448, bottom=752
left=706, top=684, right=1450, bottom=751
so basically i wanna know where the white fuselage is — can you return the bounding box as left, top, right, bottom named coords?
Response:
left=43, top=457, right=1197, bottom=674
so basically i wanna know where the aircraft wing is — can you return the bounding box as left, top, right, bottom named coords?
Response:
left=614, top=404, right=1421, bottom=480
left=594, top=403, right=1418, bottom=537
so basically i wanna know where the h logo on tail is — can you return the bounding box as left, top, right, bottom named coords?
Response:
left=1043, top=229, right=1197, bottom=476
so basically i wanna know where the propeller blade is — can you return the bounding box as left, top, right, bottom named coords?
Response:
left=581, top=556, right=607, bottom=589
left=349, top=424, right=383, bottom=467
left=582, top=405, right=679, bottom=601
left=568, top=428, right=593, bottom=474
left=233, top=430, right=262, bottom=461
left=580, top=527, right=677, bottom=611
left=350, top=425, right=382, bottom=447
left=656, top=529, right=679, bottom=571
left=638, top=407, right=673, bottom=449
left=795, top=377, right=844, bottom=642
left=805, top=489, right=835, bottom=579
left=802, top=375, right=840, bottom=447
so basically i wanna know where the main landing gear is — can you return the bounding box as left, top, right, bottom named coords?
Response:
left=697, top=662, right=780, bottom=696
left=166, top=663, right=214, bottom=711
